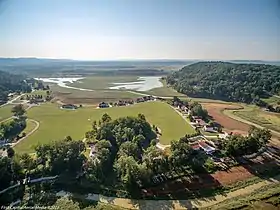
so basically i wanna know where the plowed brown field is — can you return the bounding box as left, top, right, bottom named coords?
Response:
left=202, top=103, right=250, bottom=134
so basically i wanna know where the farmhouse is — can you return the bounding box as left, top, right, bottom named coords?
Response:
left=179, top=105, right=189, bottom=113
left=136, top=97, right=145, bottom=103
left=195, top=118, right=206, bottom=127
left=190, top=143, right=201, bottom=151
left=117, top=100, right=126, bottom=106
left=190, top=140, right=216, bottom=155
left=203, top=125, right=216, bottom=133
left=61, top=104, right=78, bottom=110
left=143, top=95, right=155, bottom=101
left=198, top=141, right=216, bottom=155
left=99, top=102, right=109, bottom=108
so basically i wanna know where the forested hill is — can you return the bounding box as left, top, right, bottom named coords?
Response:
left=0, top=70, right=31, bottom=104
left=166, top=62, right=280, bottom=103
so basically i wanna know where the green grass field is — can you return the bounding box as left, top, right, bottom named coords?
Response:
left=0, top=105, right=13, bottom=122
left=14, top=101, right=195, bottom=153
left=262, top=96, right=280, bottom=105
left=232, top=106, right=280, bottom=133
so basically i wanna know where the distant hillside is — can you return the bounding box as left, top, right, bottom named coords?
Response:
left=0, top=58, right=193, bottom=76
left=0, top=70, right=32, bottom=104
left=166, top=62, right=280, bottom=103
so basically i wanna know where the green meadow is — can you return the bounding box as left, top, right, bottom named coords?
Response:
left=15, top=101, right=195, bottom=153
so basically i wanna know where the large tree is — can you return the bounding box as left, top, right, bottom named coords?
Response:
left=169, top=139, right=193, bottom=168
left=12, top=104, right=26, bottom=118
left=223, top=127, right=271, bottom=157
left=35, top=137, right=86, bottom=176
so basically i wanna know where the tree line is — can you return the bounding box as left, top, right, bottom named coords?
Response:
left=0, top=70, right=32, bottom=104
left=166, top=62, right=280, bottom=104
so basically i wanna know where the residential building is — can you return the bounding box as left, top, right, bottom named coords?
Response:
left=203, top=125, right=216, bottom=133
left=98, top=102, right=109, bottom=108
left=61, top=104, right=78, bottom=110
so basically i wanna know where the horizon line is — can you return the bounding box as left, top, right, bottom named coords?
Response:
left=0, top=57, right=279, bottom=62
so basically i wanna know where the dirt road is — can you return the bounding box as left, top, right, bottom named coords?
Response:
left=70, top=175, right=280, bottom=210
left=11, top=119, right=40, bottom=147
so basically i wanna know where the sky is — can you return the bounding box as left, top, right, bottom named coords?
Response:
left=0, top=0, right=279, bottom=60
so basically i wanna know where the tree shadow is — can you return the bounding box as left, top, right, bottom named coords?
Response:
left=235, top=145, right=280, bottom=180
left=140, top=167, right=224, bottom=209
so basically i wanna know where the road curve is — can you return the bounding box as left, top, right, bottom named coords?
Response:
left=12, top=119, right=40, bottom=147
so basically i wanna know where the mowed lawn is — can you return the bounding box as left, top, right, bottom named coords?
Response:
left=14, top=101, right=195, bottom=153
left=0, top=105, right=14, bottom=122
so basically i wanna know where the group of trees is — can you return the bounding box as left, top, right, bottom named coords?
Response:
left=170, top=96, right=209, bottom=121
left=222, top=126, right=271, bottom=156
left=84, top=114, right=158, bottom=193
left=25, top=78, right=49, bottom=91
left=189, top=101, right=208, bottom=121
left=24, top=92, right=52, bottom=103
left=0, top=70, right=32, bottom=104
left=166, top=62, right=280, bottom=104
left=12, top=104, right=26, bottom=118
left=0, top=118, right=26, bottom=141
left=0, top=104, right=26, bottom=141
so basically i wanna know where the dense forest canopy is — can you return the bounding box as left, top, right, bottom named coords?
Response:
left=0, top=70, right=32, bottom=104
left=166, top=62, right=280, bottom=103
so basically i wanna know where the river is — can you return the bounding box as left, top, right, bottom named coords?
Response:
left=35, top=76, right=163, bottom=92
